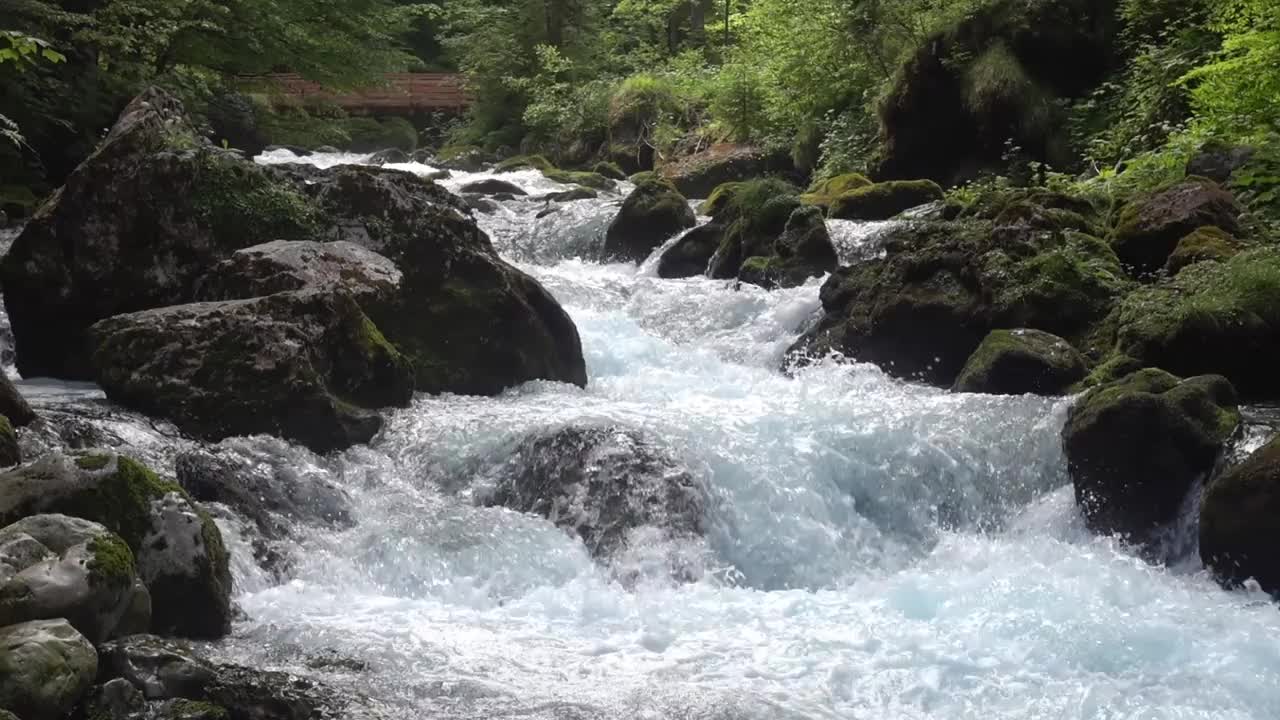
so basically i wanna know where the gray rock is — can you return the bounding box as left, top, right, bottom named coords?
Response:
left=80, top=678, right=145, bottom=720
left=194, top=241, right=401, bottom=304
left=0, top=376, right=34, bottom=428
left=366, top=148, right=409, bottom=165
left=98, top=634, right=215, bottom=700
left=89, top=290, right=414, bottom=454
left=0, top=619, right=98, bottom=720
left=459, top=179, right=527, bottom=196
left=0, top=515, right=143, bottom=643
left=657, top=224, right=724, bottom=279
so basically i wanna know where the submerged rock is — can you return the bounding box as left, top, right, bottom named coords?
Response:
left=480, top=425, right=706, bottom=567
left=604, top=176, right=697, bottom=263
left=0, top=514, right=146, bottom=643
left=1111, top=177, right=1241, bottom=276
left=1200, top=435, right=1280, bottom=593
left=0, top=451, right=232, bottom=638
left=657, top=224, right=725, bottom=279
left=90, top=289, right=412, bottom=454
left=953, top=328, right=1085, bottom=396
left=0, top=619, right=98, bottom=720
left=1062, top=369, right=1239, bottom=544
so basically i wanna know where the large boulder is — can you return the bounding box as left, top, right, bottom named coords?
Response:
left=876, top=0, right=1118, bottom=185
left=656, top=224, right=724, bottom=279
left=90, top=290, right=412, bottom=454
left=0, top=377, right=34, bottom=428
left=0, top=619, right=98, bottom=720
left=737, top=206, right=838, bottom=290
left=480, top=425, right=706, bottom=566
left=0, top=451, right=232, bottom=638
left=704, top=179, right=802, bottom=280
left=827, top=180, right=944, bottom=221
left=1111, top=177, right=1242, bottom=276
left=1112, top=247, right=1280, bottom=397
left=1164, top=226, right=1243, bottom=276
left=1062, top=369, right=1239, bottom=543
left=604, top=176, right=696, bottom=263
left=0, top=89, right=322, bottom=379
left=953, top=328, right=1086, bottom=395
left=1200, top=435, right=1280, bottom=593
left=0, top=514, right=147, bottom=644
left=658, top=144, right=794, bottom=199
left=789, top=215, right=1127, bottom=385
left=193, top=240, right=400, bottom=304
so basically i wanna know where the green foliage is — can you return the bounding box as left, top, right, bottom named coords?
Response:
left=1180, top=0, right=1280, bottom=140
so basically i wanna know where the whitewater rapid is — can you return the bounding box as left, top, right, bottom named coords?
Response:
left=16, top=151, right=1280, bottom=719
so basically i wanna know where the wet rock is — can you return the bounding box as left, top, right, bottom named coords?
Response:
left=0, top=451, right=232, bottom=639
left=0, top=375, right=35, bottom=428
left=194, top=241, right=401, bottom=305
left=89, top=290, right=413, bottom=454
left=542, top=187, right=598, bottom=202
left=800, top=173, right=872, bottom=210
left=592, top=161, right=627, bottom=181
left=422, top=169, right=451, bottom=181
left=737, top=206, right=838, bottom=290
left=203, top=665, right=347, bottom=720
left=151, top=699, right=230, bottom=720
left=953, top=328, right=1086, bottom=396
left=703, top=179, right=802, bottom=280
left=79, top=678, right=145, bottom=720
left=789, top=218, right=1128, bottom=386
left=1111, top=178, right=1241, bottom=276
left=174, top=448, right=354, bottom=541
left=366, top=148, right=409, bottom=165
left=97, top=635, right=215, bottom=700
left=827, top=180, right=944, bottom=221
left=1186, top=141, right=1255, bottom=184
left=1200, top=435, right=1280, bottom=593
left=434, top=146, right=492, bottom=172
left=1113, top=247, right=1280, bottom=397
left=604, top=176, right=697, bottom=263
left=480, top=425, right=706, bottom=562
left=0, top=619, right=98, bottom=720
left=1062, top=369, right=1239, bottom=543
left=459, top=178, right=527, bottom=196
left=659, top=144, right=794, bottom=198
left=262, top=145, right=312, bottom=157
left=657, top=224, right=724, bottom=279
left=1164, top=226, right=1244, bottom=276
left=0, top=514, right=144, bottom=643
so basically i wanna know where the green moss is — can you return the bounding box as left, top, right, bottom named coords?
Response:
left=495, top=154, right=556, bottom=173
left=1077, top=354, right=1144, bottom=390
left=544, top=169, right=613, bottom=190
left=58, top=454, right=185, bottom=551
left=75, top=453, right=111, bottom=471
left=697, top=182, right=744, bottom=217
left=167, top=700, right=230, bottom=720
left=740, top=256, right=773, bottom=274
left=963, top=41, right=1049, bottom=132
left=828, top=180, right=944, bottom=220
left=191, top=151, right=321, bottom=246
left=628, top=171, right=658, bottom=184
left=1166, top=226, right=1243, bottom=275
left=592, top=161, right=627, bottom=181
left=802, top=173, right=873, bottom=208
left=86, top=533, right=136, bottom=589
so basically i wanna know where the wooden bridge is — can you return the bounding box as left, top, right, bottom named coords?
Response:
left=245, top=73, right=470, bottom=114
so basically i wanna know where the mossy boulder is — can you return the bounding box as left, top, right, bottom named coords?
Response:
left=1111, top=177, right=1242, bottom=277
left=659, top=144, right=794, bottom=199
left=801, top=173, right=872, bottom=209
left=0, top=374, right=35, bottom=428
left=544, top=169, right=614, bottom=191
left=828, top=180, right=944, bottom=221
left=656, top=224, right=725, bottom=279
left=1164, top=226, right=1244, bottom=276
left=737, top=206, right=838, bottom=290
left=0, top=514, right=147, bottom=643
left=1112, top=247, right=1280, bottom=398
left=789, top=214, right=1127, bottom=386
left=0, top=416, right=17, bottom=468
left=1200, top=435, right=1280, bottom=593
left=0, top=451, right=232, bottom=638
left=603, top=176, right=697, bottom=263
left=705, top=179, right=802, bottom=280
left=592, top=161, right=627, bottom=181
left=494, top=155, right=555, bottom=173
left=0, top=619, right=97, bottom=720
left=1062, top=369, right=1239, bottom=544
left=953, top=328, right=1086, bottom=395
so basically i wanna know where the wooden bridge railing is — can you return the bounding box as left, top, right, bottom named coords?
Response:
left=242, top=73, right=470, bottom=113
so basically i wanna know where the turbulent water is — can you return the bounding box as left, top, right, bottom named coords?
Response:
left=14, top=151, right=1280, bottom=719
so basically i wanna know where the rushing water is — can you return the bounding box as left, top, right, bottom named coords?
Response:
left=14, top=151, right=1280, bottom=719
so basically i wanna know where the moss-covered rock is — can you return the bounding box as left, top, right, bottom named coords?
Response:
left=800, top=173, right=872, bottom=209
left=0, top=619, right=98, bottom=720
left=1111, top=177, right=1242, bottom=276
left=434, top=145, right=493, bottom=172
left=953, top=328, right=1086, bottom=395
left=0, top=514, right=145, bottom=643
left=705, top=179, right=802, bottom=280
left=603, top=176, right=697, bottom=263
left=0, top=451, right=232, bottom=638
left=1112, top=247, right=1280, bottom=397
left=1164, top=226, right=1244, bottom=276
left=0, top=415, right=18, bottom=468
left=827, top=180, right=944, bottom=221
left=697, top=181, right=743, bottom=217
left=495, top=154, right=555, bottom=173
left=458, top=179, right=527, bottom=197
left=737, top=206, right=839, bottom=290
left=1200, top=435, right=1280, bottom=593
left=659, top=144, right=794, bottom=199
left=1062, top=369, right=1239, bottom=544
left=592, top=161, right=627, bottom=181
left=656, top=224, right=725, bottom=279
left=544, top=169, right=615, bottom=191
